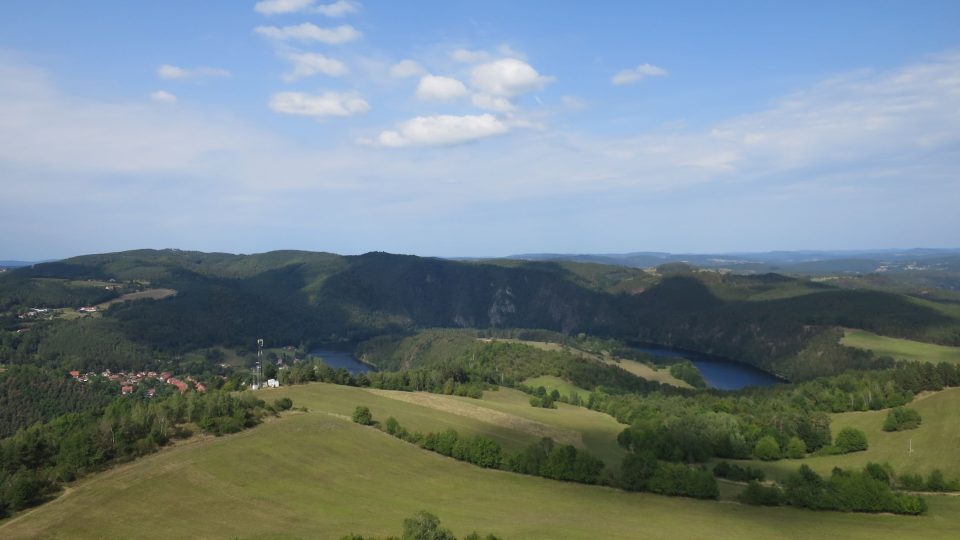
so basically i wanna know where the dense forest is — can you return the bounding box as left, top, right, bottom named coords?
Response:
left=2, top=249, right=959, bottom=383
left=0, top=388, right=290, bottom=517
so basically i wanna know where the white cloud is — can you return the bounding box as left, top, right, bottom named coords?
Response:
left=389, top=59, right=425, bottom=78
left=149, top=90, right=177, bottom=104
left=611, top=63, right=667, bottom=85
left=451, top=48, right=491, bottom=63
left=254, top=0, right=359, bottom=16
left=561, top=95, right=585, bottom=110
left=471, top=93, right=514, bottom=112
left=255, top=23, right=361, bottom=44
left=415, top=75, right=467, bottom=101
left=471, top=58, right=554, bottom=97
left=157, top=64, right=231, bottom=80
left=314, top=0, right=360, bottom=17
left=268, top=91, right=370, bottom=117
left=279, top=51, right=348, bottom=81
left=375, top=114, right=509, bottom=147
left=254, top=0, right=314, bottom=14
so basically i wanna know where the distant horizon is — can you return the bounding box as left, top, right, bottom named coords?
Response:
left=4, top=245, right=960, bottom=264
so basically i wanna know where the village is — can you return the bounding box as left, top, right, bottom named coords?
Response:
left=68, top=369, right=207, bottom=396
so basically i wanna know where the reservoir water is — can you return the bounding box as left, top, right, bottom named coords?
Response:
left=629, top=343, right=783, bottom=390
left=308, top=349, right=374, bottom=375
left=307, top=344, right=780, bottom=390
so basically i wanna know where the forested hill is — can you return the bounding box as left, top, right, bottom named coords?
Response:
left=1, top=249, right=958, bottom=380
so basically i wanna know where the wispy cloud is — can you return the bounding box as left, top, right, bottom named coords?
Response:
left=451, top=48, right=491, bottom=63
left=255, top=23, right=361, bottom=44
left=149, top=90, right=177, bottom=103
left=611, top=63, right=667, bottom=85
left=372, top=114, right=510, bottom=147
left=279, top=50, right=348, bottom=81
left=254, top=0, right=360, bottom=17
left=415, top=75, right=467, bottom=101
left=268, top=91, right=370, bottom=117
left=157, top=64, right=231, bottom=80
left=389, top=59, right=425, bottom=78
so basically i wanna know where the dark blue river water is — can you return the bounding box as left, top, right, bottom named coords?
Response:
left=308, top=349, right=374, bottom=375
left=630, top=344, right=783, bottom=390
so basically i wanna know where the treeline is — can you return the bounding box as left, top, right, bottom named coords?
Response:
left=738, top=464, right=928, bottom=515
left=0, top=390, right=289, bottom=517
left=596, top=361, right=960, bottom=465
left=0, top=275, right=120, bottom=312
left=355, top=331, right=673, bottom=396
left=620, top=452, right=719, bottom=499
left=668, top=360, right=707, bottom=388
left=355, top=408, right=606, bottom=486
left=0, top=366, right=116, bottom=438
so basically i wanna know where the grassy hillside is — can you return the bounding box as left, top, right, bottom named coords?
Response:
left=4, top=383, right=960, bottom=539
left=736, top=388, right=960, bottom=481
left=522, top=375, right=592, bottom=401
left=842, top=329, right=960, bottom=364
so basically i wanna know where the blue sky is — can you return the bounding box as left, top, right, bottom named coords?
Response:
left=1, top=0, right=959, bottom=260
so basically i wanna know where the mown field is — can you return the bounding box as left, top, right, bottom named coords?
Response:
left=841, top=329, right=960, bottom=364
left=735, top=387, right=960, bottom=482
left=3, top=382, right=960, bottom=539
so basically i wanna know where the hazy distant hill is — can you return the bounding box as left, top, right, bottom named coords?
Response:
left=508, top=248, right=960, bottom=276
left=1, top=249, right=958, bottom=380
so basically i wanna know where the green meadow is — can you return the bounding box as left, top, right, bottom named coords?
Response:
left=734, top=387, right=960, bottom=482
left=4, top=382, right=960, bottom=539
left=841, top=329, right=960, bottom=364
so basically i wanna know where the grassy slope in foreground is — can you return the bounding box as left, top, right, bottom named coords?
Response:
left=737, top=387, right=960, bottom=481
left=841, top=329, right=960, bottom=364
left=263, top=383, right=628, bottom=468
left=3, top=403, right=959, bottom=539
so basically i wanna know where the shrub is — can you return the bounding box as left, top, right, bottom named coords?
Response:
left=273, top=397, right=293, bottom=411
left=753, top=435, right=782, bottom=461
left=402, top=511, right=455, bottom=540
left=834, top=427, right=868, bottom=453
left=352, top=406, right=373, bottom=426
left=384, top=416, right=399, bottom=435
left=738, top=481, right=783, bottom=506
left=883, top=407, right=922, bottom=432
left=712, top=461, right=765, bottom=482
left=785, top=437, right=806, bottom=459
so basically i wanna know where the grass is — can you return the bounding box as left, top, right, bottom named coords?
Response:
left=4, top=384, right=960, bottom=539
left=96, top=288, right=176, bottom=309
left=841, top=329, right=960, bottom=364
left=734, top=388, right=960, bottom=482
left=260, top=384, right=627, bottom=467
left=484, top=338, right=690, bottom=388
left=602, top=358, right=693, bottom=389
left=522, top=375, right=592, bottom=401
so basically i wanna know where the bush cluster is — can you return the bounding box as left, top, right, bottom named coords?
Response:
left=621, top=452, right=719, bottom=499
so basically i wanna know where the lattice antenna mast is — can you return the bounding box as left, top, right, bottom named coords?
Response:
left=256, top=338, right=265, bottom=389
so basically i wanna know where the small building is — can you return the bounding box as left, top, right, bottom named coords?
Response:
left=69, top=370, right=81, bottom=379
left=266, top=379, right=280, bottom=388
left=121, top=385, right=134, bottom=395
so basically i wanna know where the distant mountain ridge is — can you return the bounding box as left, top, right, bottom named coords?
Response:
left=506, top=248, right=960, bottom=275
left=3, top=248, right=959, bottom=381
